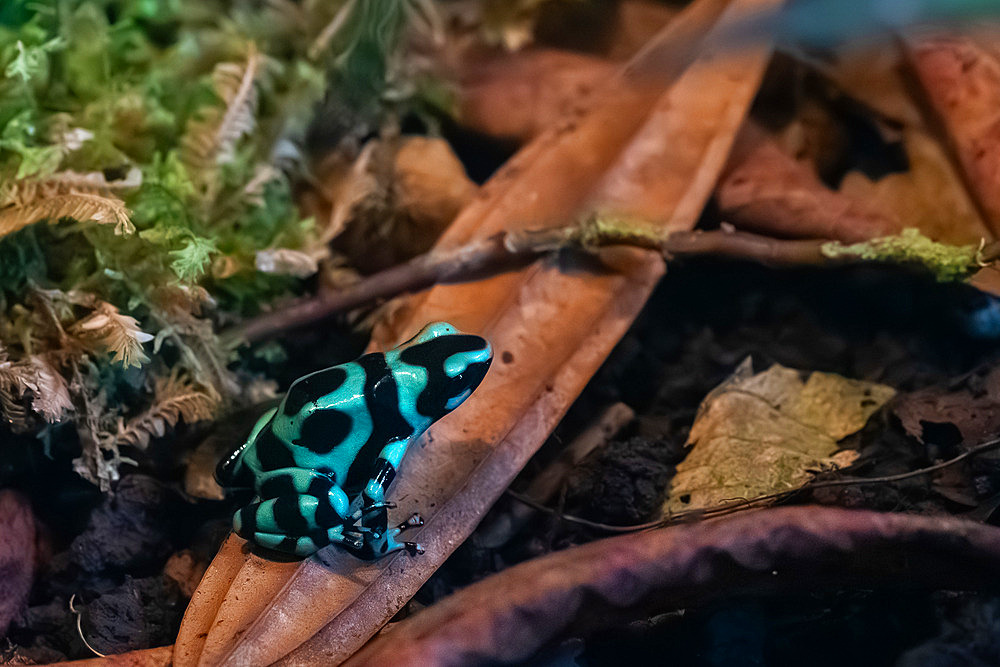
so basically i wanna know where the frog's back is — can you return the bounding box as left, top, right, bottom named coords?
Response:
left=246, top=356, right=407, bottom=490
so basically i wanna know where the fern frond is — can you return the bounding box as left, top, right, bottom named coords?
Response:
left=0, top=361, right=32, bottom=426
left=26, top=355, right=73, bottom=422
left=181, top=45, right=260, bottom=185
left=69, top=301, right=154, bottom=368
left=115, top=371, right=219, bottom=449
left=0, top=189, right=135, bottom=240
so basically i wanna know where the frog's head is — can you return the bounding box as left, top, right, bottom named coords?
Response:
left=398, top=321, right=493, bottom=419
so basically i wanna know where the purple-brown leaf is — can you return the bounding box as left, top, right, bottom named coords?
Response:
left=348, top=506, right=1000, bottom=666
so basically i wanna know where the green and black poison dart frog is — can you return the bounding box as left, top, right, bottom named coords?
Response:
left=216, top=322, right=493, bottom=559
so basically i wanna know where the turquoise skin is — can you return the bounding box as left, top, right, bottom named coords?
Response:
left=217, top=322, right=493, bottom=558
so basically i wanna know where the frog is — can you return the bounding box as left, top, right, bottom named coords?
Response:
left=216, top=322, right=493, bottom=559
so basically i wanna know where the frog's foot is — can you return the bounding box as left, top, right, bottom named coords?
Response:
left=349, top=502, right=396, bottom=524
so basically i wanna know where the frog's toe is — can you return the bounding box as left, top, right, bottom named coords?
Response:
left=340, top=530, right=364, bottom=550
left=397, top=513, right=424, bottom=531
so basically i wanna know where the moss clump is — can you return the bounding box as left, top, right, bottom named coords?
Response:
left=821, top=228, right=981, bottom=282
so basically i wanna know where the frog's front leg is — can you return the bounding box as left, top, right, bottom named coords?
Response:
left=360, top=438, right=410, bottom=510
left=353, top=438, right=427, bottom=554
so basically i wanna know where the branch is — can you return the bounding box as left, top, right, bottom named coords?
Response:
left=228, top=224, right=829, bottom=344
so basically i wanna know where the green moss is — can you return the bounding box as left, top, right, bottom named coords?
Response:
left=578, top=215, right=664, bottom=248
left=821, top=228, right=981, bottom=282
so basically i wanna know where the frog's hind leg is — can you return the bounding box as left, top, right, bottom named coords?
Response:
left=249, top=526, right=363, bottom=558
left=216, top=407, right=278, bottom=488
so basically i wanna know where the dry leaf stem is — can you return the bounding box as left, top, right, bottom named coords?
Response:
left=232, top=225, right=830, bottom=344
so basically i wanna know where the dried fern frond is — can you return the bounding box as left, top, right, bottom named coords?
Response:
left=114, top=371, right=219, bottom=449
left=26, top=355, right=73, bottom=422
left=0, top=190, right=135, bottom=240
left=0, top=357, right=33, bottom=427
left=69, top=301, right=154, bottom=368
left=181, top=45, right=260, bottom=186
left=0, top=347, right=71, bottom=427
left=0, top=168, right=141, bottom=240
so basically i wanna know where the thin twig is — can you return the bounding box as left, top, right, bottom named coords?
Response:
left=506, top=436, right=1000, bottom=534
left=228, top=224, right=830, bottom=345
left=68, top=594, right=106, bottom=658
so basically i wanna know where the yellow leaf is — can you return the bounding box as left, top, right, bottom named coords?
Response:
left=664, top=359, right=894, bottom=515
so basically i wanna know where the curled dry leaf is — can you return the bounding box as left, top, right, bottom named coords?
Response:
left=905, top=30, right=1000, bottom=239
left=893, top=366, right=1000, bottom=448
left=664, top=359, right=894, bottom=515
left=391, top=137, right=477, bottom=238
left=719, top=38, right=992, bottom=247
left=175, top=0, right=781, bottom=664
left=348, top=507, right=1000, bottom=666
left=718, top=122, right=902, bottom=243
left=314, top=136, right=478, bottom=274
left=458, top=49, right=617, bottom=142
left=164, top=551, right=209, bottom=599
left=0, top=490, right=35, bottom=638
left=839, top=128, right=991, bottom=245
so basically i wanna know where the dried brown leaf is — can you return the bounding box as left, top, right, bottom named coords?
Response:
left=905, top=30, right=1000, bottom=239
left=893, top=366, right=1000, bottom=447
left=665, top=360, right=894, bottom=514
left=458, top=49, right=617, bottom=142
left=839, top=128, right=991, bottom=245
left=175, top=0, right=778, bottom=664
left=718, top=123, right=903, bottom=243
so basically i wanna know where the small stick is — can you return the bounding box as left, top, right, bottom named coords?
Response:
left=229, top=225, right=830, bottom=345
